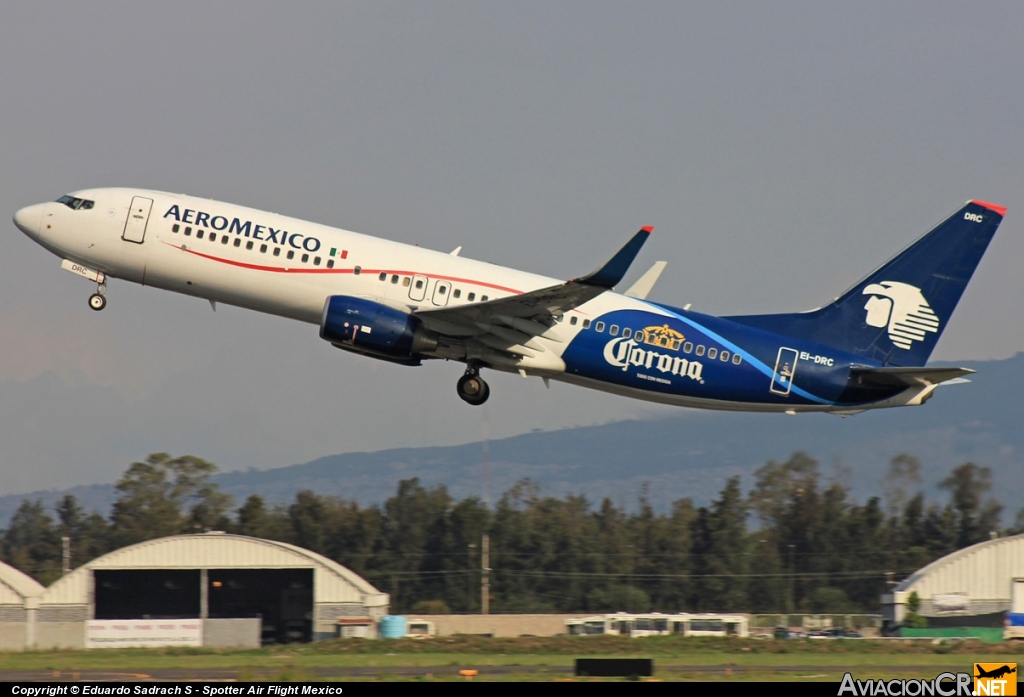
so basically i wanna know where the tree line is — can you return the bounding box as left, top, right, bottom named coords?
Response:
left=2, top=451, right=1022, bottom=615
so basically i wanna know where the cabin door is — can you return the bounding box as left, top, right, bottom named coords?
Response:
left=122, top=196, right=153, bottom=244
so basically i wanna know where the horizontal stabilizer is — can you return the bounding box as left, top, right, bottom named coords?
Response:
left=849, top=366, right=974, bottom=389
left=625, top=261, right=667, bottom=299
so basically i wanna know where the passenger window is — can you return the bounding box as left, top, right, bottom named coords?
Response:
left=570, top=316, right=578, bottom=326
left=354, top=266, right=361, bottom=274
left=732, top=353, right=742, bottom=365
left=635, top=331, right=645, bottom=342
left=301, top=253, right=309, bottom=263
left=184, top=227, right=192, bottom=236
left=172, top=224, right=180, bottom=233
left=273, top=247, right=281, bottom=256
left=610, top=325, right=619, bottom=336
left=246, top=241, right=254, bottom=250
left=234, top=238, right=241, bottom=247
left=438, top=286, right=447, bottom=295
left=314, top=256, right=321, bottom=266
left=209, top=233, right=216, bottom=242
left=327, top=259, right=334, bottom=268
left=683, top=342, right=693, bottom=353
left=595, top=322, right=605, bottom=332
left=708, top=348, right=718, bottom=359
left=196, top=230, right=204, bottom=239
left=696, top=345, right=706, bottom=356
left=402, top=277, right=411, bottom=287
left=481, top=295, right=489, bottom=301
left=260, top=244, right=267, bottom=253
left=453, top=289, right=461, bottom=299
left=222, top=235, right=229, bottom=244
left=720, top=350, right=730, bottom=362
left=287, top=250, right=294, bottom=260
left=582, top=319, right=591, bottom=329
left=468, top=292, right=476, bottom=301
left=379, top=272, right=386, bottom=281
left=391, top=274, right=399, bottom=284
left=416, top=280, right=425, bottom=290
left=622, top=328, right=632, bottom=339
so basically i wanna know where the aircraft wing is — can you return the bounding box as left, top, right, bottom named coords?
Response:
left=849, top=366, right=975, bottom=388
left=416, top=226, right=652, bottom=332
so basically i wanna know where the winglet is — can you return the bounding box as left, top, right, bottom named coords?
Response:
left=573, top=227, right=653, bottom=289
left=625, top=261, right=667, bottom=299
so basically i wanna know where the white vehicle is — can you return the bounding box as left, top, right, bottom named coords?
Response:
left=14, top=189, right=1004, bottom=411
left=566, top=612, right=748, bottom=638
left=1007, top=578, right=1024, bottom=641
left=405, top=618, right=436, bottom=638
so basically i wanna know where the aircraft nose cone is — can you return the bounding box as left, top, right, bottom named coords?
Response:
left=13, top=204, right=43, bottom=236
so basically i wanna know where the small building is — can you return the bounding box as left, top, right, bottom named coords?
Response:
left=33, top=532, right=388, bottom=649
left=0, top=560, right=46, bottom=650
left=881, top=533, right=1024, bottom=630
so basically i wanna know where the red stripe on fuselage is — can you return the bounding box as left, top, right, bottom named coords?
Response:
left=163, top=242, right=524, bottom=294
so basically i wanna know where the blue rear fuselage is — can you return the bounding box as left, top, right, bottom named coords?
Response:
left=560, top=302, right=892, bottom=410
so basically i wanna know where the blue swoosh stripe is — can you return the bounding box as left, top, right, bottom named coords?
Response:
left=647, top=303, right=833, bottom=406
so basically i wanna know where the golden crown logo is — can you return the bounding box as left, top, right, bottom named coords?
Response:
left=641, top=324, right=685, bottom=351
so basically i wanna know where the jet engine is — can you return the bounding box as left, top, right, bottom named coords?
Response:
left=319, top=295, right=438, bottom=364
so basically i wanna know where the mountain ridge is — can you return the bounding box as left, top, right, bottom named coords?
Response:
left=3, top=353, right=1022, bottom=526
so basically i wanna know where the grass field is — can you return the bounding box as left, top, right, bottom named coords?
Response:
left=2, top=636, right=1021, bottom=681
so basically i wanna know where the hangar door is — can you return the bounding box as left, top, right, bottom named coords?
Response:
left=95, top=570, right=200, bottom=619
left=94, top=568, right=314, bottom=644
left=209, top=568, right=313, bottom=644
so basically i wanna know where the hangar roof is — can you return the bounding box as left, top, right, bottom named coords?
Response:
left=893, top=532, right=1024, bottom=600
left=39, top=533, right=388, bottom=607
left=0, top=559, right=45, bottom=604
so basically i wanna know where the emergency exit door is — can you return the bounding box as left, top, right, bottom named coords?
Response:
left=122, top=196, right=153, bottom=244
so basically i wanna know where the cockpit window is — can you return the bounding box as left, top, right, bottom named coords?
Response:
left=56, top=195, right=94, bottom=210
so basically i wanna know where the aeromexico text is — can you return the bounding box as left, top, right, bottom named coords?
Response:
left=163, top=205, right=322, bottom=252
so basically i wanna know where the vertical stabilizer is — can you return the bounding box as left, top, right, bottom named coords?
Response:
left=727, top=200, right=1005, bottom=366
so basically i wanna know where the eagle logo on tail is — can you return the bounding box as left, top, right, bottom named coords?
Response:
left=862, top=281, right=940, bottom=350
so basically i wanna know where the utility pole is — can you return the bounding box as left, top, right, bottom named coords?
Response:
left=788, top=544, right=796, bottom=616
left=61, top=536, right=71, bottom=576
left=627, top=544, right=634, bottom=613
left=481, top=533, right=490, bottom=615
left=467, top=542, right=476, bottom=613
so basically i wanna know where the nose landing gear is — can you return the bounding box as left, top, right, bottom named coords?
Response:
left=457, top=366, right=490, bottom=406
left=88, top=283, right=107, bottom=311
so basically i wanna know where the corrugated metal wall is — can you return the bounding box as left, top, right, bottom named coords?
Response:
left=896, top=533, right=1024, bottom=600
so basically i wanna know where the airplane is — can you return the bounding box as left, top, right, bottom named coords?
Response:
left=975, top=665, right=1016, bottom=680
left=12, top=189, right=1005, bottom=413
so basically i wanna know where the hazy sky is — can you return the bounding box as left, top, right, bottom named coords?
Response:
left=2, top=2, right=1023, bottom=496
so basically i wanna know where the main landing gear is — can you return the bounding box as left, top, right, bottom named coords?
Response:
left=88, top=282, right=107, bottom=311
left=457, top=365, right=490, bottom=406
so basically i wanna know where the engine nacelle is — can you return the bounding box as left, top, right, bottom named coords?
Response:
left=320, top=295, right=438, bottom=361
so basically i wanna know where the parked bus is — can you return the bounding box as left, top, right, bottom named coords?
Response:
left=566, top=613, right=748, bottom=638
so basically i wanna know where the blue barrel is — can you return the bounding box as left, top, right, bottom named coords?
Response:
left=380, top=615, right=407, bottom=639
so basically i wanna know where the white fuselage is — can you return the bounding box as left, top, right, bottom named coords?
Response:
left=14, top=188, right=691, bottom=400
